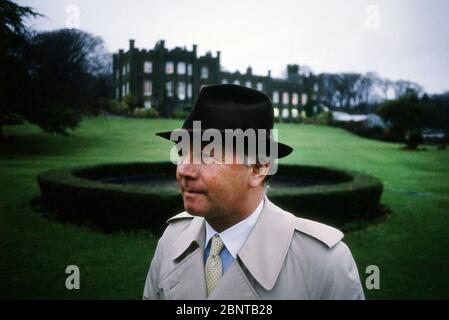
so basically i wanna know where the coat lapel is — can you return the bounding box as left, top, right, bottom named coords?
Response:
left=162, top=246, right=208, bottom=299
left=237, top=196, right=296, bottom=291
left=161, top=217, right=208, bottom=300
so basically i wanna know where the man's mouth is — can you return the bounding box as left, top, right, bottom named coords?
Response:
left=182, top=188, right=205, bottom=195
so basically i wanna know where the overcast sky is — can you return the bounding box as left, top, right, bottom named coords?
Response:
left=17, top=0, right=449, bottom=94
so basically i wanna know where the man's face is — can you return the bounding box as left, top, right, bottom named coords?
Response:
left=176, top=146, right=252, bottom=218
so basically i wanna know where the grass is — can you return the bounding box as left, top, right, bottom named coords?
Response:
left=1, top=116, right=448, bottom=299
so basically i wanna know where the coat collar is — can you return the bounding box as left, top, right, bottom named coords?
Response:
left=170, top=216, right=205, bottom=262
left=170, top=195, right=296, bottom=292
left=237, top=196, right=296, bottom=291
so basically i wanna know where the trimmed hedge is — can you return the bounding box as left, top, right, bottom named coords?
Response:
left=268, top=165, right=384, bottom=225
left=37, top=162, right=384, bottom=233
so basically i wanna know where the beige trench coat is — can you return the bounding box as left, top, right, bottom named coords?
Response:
left=143, top=196, right=365, bottom=300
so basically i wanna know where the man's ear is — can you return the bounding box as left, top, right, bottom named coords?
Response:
left=249, top=162, right=270, bottom=188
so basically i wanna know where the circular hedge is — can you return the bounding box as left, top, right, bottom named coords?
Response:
left=37, top=162, right=384, bottom=233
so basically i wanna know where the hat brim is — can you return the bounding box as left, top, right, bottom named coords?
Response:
left=155, top=130, right=293, bottom=159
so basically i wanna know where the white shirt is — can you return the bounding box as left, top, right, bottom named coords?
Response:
left=205, top=198, right=264, bottom=259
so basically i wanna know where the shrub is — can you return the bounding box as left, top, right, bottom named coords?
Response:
left=132, top=108, right=159, bottom=118
left=172, top=109, right=190, bottom=119
left=378, top=90, right=422, bottom=140
left=107, top=100, right=129, bottom=116
left=405, top=129, right=423, bottom=150
left=268, top=165, right=384, bottom=224
left=123, top=94, right=140, bottom=113
left=302, top=111, right=331, bottom=125
left=330, top=120, right=401, bottom=142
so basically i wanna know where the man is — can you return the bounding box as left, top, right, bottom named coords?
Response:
left=143, top=84, right=365, bottom=300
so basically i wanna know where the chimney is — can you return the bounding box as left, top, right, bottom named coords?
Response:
left=217, top=51, right=221, bottom=59
left=246, top=66, right=252, bottom=75
left=268, top=70, right=271, bottom=78
left=129, top=39, right=135, bottom=50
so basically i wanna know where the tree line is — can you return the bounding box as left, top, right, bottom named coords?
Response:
left=307, top=68, right=449, bottom=149
left=315, top=71, right=425, bottom=111
left=1, top=0, right=112, bottom=139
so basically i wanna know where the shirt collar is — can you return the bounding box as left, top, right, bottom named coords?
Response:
left=205, top=198, right=264, bottom=259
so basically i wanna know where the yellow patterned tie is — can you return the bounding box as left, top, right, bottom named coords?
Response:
left=205, top=235, right=225, bottom=295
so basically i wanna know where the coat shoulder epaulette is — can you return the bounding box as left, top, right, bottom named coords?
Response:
left=294, top=217, right=344, bottom=249
left=166, top=211, right=195, bottom=224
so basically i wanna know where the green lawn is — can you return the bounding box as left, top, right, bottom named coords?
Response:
left=1, top=116, right=448, bottom=299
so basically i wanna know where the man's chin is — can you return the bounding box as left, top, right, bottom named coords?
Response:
left=183, top=201, right=209, bottom=217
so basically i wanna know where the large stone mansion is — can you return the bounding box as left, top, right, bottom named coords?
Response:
left=113, top=39, right=319, bottom=120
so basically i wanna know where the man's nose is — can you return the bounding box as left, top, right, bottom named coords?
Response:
left=176, top=152, right=200, bottom=180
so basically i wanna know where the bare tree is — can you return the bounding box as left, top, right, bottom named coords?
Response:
left=378, top=78, right=392, bottom=100
left=394, top=80, right=424, bottom=99
left=355, top=72, right=376, bottom=107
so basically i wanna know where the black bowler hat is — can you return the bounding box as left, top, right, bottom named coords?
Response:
left=156, top=84, right=293, bottom=159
